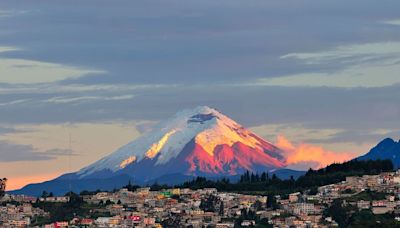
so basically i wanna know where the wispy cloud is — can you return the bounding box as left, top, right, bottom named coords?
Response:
left=383, top=19, right=400, bottom=26
left=0, top=99, right=30, bottom=106
left=257, top=42, right=400, bottom=88
left=44, top=94, right=134, bottom=104
left=0, top=10, right=30, bottom=18
left=0, top=83, right=177, bottom=95
left=0, top=46, right=20, bottom=53
left=280, top=42, right=400, bottom=64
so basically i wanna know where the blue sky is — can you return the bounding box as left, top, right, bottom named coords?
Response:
left=0, top=0, right=400, bottom=189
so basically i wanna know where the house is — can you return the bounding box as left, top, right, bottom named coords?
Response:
left=80, top=218, right=94, bottom=226
left=216, top=222, right=235, bottom=228
left=241, top=220, right=255, bottom=226
left=289, top=192, right=301, bottom=203
left=39, top=196, right=69, bottom=203
left=292, top=203, right=316, bottom=215
left=52, top=221, right=68, bottom=228
left=356, top=200, right=370, bottom=210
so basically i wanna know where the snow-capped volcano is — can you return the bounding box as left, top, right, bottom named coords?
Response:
left=77, top=106, right=286, bottom=181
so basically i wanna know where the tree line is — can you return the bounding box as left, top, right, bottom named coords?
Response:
left=173, top=159, right=394, bottom=196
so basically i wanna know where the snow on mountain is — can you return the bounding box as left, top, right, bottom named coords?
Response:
left=77, top=106, right=286, bottom=180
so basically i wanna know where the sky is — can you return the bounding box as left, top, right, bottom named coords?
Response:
left=1, top=0, right=400, bottom=190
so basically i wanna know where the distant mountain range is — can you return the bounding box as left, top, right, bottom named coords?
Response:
left=10, top=106, right=400, bottom=196
left=356, top=138, right=400, bottom=168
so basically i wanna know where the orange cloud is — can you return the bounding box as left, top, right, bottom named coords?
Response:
left=276, top=135, right=355, bottom=170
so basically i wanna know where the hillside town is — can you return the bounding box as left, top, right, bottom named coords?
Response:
left=1, top=170, right=400, bottom=227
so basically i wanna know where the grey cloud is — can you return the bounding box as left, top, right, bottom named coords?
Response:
left=135, top=122, right=157, bottom=134
left=0, top=83, right=399, bottom=133
left=0, top=126, right=20, bottom=135
left=0, top=140, right=75, bottom=162
left=0, top=0, right=400, bottom=85
left=307, top=130, right=400, bottom=145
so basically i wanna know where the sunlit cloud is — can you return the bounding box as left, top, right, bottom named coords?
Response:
left=251, top=124, right=385, bottom=162
left=276, top=135, right=356, bottom=170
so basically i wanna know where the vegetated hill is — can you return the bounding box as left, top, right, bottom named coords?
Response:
left=171, top=159, right=394, bottom=195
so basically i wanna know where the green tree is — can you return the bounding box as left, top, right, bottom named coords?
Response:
left=325, top=199, right=356, bottom=227
left=266, top=194, right=278, bottom=210
left=254, top=200, right=263, bottom=211
left=41, top=191, right=49, bottom=198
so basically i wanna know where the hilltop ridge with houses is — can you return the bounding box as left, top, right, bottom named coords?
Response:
left=2, top=160, right=400, bottom=227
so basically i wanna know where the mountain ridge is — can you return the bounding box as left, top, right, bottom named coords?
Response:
left=356, top=137, right=400, bottom=168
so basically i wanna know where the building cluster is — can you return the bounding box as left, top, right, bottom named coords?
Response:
left=2, top=171, right=400, bottom=227
left=0, top=203, right=48, bottom=227
left=315, top=170, right=400, bottom=215
left=266, top=170, right=400, bottom=227
left=75, top=187, right=267, bottom=227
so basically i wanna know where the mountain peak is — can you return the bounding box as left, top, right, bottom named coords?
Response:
left=357, top=137, right=400, bottom=168
left=77, top=106, right=285, bottom=180
left=179, top=105, right=219, bottom=115
left=174, top=106, right=227, bottom=123
left=375, top=138, right=397, bottom=149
